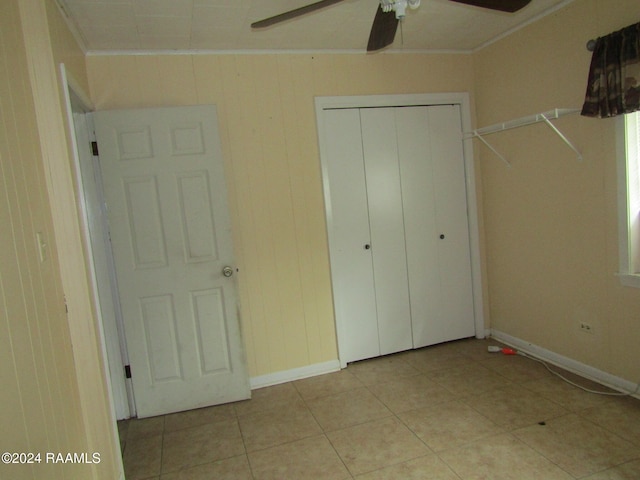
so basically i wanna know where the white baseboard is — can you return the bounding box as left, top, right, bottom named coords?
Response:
left=250, top=360, right=341, bottom=390
left=491, top=329, right=639, bottom=398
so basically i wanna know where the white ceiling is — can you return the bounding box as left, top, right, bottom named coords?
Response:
left=55, top=0, right=573, bottom=53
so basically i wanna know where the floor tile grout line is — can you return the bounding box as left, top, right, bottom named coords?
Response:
left=233, top=409, right=255, bottom=480
left=158, top=426, right=165, bottom=478
left=573, top=404, right=640, bottom=449
left=325, top=394, right=466, bottom=480
left=514, top=411, right=640, bottom=478
left=508, top=424, right=585, bottom=480
left=431, top=449, right=468, bottom=480
left=323, top=431, right=358, bottom=479
left=346, top=381, right=441, bottom=478
left=235, top=381, right=338, bottom=466
left=299, top=381, right=414, bottom=480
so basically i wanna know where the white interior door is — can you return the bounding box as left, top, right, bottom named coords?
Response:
left=94, top=105, right=250, bottom=418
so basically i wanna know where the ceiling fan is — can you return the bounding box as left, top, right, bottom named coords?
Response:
left=251, top=0, right=532, bottom=52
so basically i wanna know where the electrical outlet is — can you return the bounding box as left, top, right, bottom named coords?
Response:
left=579, top=322, right=594, bottom=334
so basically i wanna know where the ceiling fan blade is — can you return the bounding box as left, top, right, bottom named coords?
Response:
left=251, top=0, right=345, bottom=28
left=448, top=0, right=531, bottom=13
left=367, top=6, right=399, bottom=52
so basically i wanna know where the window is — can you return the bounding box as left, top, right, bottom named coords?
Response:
left=617, top=111, right=640, bottom=287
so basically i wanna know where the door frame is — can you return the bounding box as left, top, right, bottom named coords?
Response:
left=315, top=92, right=485, bottom=367
left=60, top=64, right=133, bottom=420
left=57, top=63, right=125, bottom=476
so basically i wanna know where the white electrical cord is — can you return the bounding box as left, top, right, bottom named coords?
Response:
left=489, top=346, right=640, bottom=397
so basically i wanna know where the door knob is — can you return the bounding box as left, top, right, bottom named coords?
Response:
left=364, top=244, right=371, bottom=250
left=439, top=234, right=445, bottom=239
left=222, top=266, right=234, bottom=277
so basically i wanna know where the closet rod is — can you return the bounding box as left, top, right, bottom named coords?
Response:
left=464, top=108, right=582, bottom=166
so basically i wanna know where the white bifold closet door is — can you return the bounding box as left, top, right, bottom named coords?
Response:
left=397, top=105, right=475, bottom=349
left=323, top=104, right=475, bottom=365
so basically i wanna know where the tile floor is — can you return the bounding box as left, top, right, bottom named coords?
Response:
left=118, top=338, right=640, bottom=479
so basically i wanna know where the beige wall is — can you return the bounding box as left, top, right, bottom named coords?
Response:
left=46, top=0, right=88, bottom=93
left=474, top=0, right=640, bottom=383
left=86, top=53, right=476, bottom=377
left=0, top=0, right=120, bottom=478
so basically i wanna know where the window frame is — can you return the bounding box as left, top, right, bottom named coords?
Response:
left=616, top=111, right=640, bottom=288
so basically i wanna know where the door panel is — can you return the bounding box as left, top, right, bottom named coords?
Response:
left=427, top=105, right=475, bottom=342
left=139, top=294, right=182, bottom=382
left=360, top=108, right=413, bottom=356
left=398, top=105, right=475, bottom=348
left=122, top=175, right=167, bottom=268
left=94, top=105, right=250, bottom=418
left=321, top=109, right=380, bottom=364
left=395, top=106, right=442, bottom=347
left=177, top=172, right=219, bottom=262
left=191, top=288, right=232, bottom=373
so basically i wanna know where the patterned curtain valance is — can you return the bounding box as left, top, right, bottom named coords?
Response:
left=581, top=21, right=640, bottom=118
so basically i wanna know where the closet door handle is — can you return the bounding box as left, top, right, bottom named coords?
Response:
left=364, top=244, right=371, bottom=250
left=439, top=234, right=445, bottom=239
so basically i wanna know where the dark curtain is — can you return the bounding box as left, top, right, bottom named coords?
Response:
left=581, top=21, right=640, bottom=118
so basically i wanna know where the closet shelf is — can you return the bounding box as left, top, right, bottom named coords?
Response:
left=464, top=108, right=582, bottom=166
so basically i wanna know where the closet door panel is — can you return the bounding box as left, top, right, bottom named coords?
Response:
left=399, top=105, right=475, bottom=348
left=396, top=106, right=442, bottom=347
left=322, top=109, right=380, bottom=364
left=360, top=108, right=413, bottom=356
left=430, top=105, right=475, bottom=340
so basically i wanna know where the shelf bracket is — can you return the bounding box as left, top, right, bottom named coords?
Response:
left=471, top=130, right=511, bottom=168
left=539, top=112, right=583, bottom=161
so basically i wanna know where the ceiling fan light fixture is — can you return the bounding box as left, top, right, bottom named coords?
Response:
left=381, top=0, right=394, bottom=13
left=381, top=0, right=420, bottom=20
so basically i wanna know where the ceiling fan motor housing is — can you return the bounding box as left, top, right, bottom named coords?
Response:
left=380, top=0, right=421, bottom=19
left=252, top=0, right=530, bottom=53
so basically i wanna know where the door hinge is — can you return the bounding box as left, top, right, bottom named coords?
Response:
left=124, top=365, right=132, bottom=379
left=91, top=141, right=99, bottom=156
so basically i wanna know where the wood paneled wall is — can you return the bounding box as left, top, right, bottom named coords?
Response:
left=0, top=0, right=120, bottom=478
left=87, top=52, right=476, bottom=377
left=1, top=1, right=86, bottom=479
